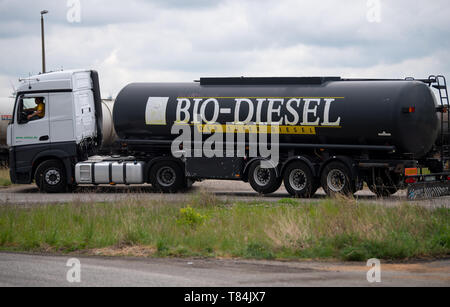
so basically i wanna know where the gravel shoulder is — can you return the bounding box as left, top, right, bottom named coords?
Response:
left=1, top=180, right=450, bottom=208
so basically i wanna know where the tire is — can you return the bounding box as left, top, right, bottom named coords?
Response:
left=150, top=161, right=185, bottom=193
left=283, top=162, right=315, bottom=198
left=321, top=162, right=355, bottom=197
left=34, top=160, right=68, bottom=193
left=248, top=161, right=282, bottom=195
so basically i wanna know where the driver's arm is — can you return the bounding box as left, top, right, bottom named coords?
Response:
left=27, top=107, right=42, bottom=119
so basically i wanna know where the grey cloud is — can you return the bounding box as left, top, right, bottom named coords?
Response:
left=0, top=0, right=449, bottom=97
left=0, top=0, right=223, bottom=31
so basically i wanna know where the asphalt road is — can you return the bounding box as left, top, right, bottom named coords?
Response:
left=0, top=252, right=448, bottom=287
left=1, top=180, right=450, bottom=208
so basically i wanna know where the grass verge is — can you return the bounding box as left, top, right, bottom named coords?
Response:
left=0, top=195, right=448, bottom=261
left=0, top=168, right=11, bottom=187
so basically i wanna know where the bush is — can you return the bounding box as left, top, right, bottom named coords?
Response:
left=176, top=206, right=208, bottom=228
left=156, top=239, right=169, bottom=253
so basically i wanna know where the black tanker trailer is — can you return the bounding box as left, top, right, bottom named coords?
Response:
left=112, top=75, right=450, bottom=199
left=8, top=70, right=450, bottom=199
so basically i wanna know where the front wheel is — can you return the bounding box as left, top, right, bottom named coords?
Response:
left=35, top=160, right=68, bottom=193
left=248, top=162, right=282, bottom=195
left=321, top=162, right=355, bottom=197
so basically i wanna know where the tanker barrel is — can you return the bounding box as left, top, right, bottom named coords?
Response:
left=113, top=79, right=440, bottom=159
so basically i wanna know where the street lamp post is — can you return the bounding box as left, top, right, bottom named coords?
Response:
left=40, top=10, right=48, bottom=74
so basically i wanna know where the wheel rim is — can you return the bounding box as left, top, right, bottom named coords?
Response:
left=45, top=169, right=61, bottom=186
left=289, top=169, right=307, bottom=191
left=156, top=167, right=176, bottom=187
left=327, top=169, right=346, bottom=192
left=253, top=166, right=271, bottom=186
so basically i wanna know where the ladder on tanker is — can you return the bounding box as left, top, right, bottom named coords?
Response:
left=430, top=75, right=450, bottom=169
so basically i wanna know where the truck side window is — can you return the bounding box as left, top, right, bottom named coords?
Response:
left=18, top=96, right=46, bottom=124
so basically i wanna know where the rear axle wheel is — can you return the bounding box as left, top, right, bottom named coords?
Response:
left=284, top=162, right=315, bottom=198
left=248, top=162, right=282, bottom=195
left=321, top=162, right=355, bottom=197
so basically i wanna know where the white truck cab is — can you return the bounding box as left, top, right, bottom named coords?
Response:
left=8, top=69, right=103, bottom=191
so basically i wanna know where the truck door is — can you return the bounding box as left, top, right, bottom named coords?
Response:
left=12, top=93, right=50, bottom=146
left=49, top=92, right=75, bottom=143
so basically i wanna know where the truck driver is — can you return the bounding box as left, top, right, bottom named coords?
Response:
left=26, top=97, right=45, bottom=121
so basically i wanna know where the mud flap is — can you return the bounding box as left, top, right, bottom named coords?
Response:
left=407, top=181, right=450, bottom=200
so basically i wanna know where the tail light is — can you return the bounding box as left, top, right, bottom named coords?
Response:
left=405, top=177, right=417, bottom=184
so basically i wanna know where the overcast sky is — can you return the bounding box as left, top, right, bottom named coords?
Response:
left=0, top=0, right=449, bottom=98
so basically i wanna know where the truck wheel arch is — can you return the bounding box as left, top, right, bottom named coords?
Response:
left=145, top=156, right=185, bottom=183
left=32, top=151, right=74, bottom=185
left=319, top=156, right=358, bottom=181
left=281, top=156, right=317, bottom=177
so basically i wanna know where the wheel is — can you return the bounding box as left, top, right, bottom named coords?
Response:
left=367, top=171, right=399, bottom=197
left=248, top=161, right=282, bottom=194
left=283, top=162, right=315, bottom=198
left=321, top=162, right=355, bottom=197
left=150, top=161, right=185, bottom=193
left=34, top=160, right=68, bottom=193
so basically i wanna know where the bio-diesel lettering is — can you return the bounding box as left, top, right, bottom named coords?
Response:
left=200, top=98, right=220, bottom=124
left=322, top=98, right=341, bottom=126
left=285, top=98, right=301, bottom=125
left=234, top=99, right=254, bottom=123
left=174, top=97, right=341, bottom=127
left=176, top=98, right=190, bottom=123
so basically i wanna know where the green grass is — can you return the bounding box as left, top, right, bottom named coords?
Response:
left=0, top=168, right=11, bottom=187
left=0, top=195, right=448, bottom=261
